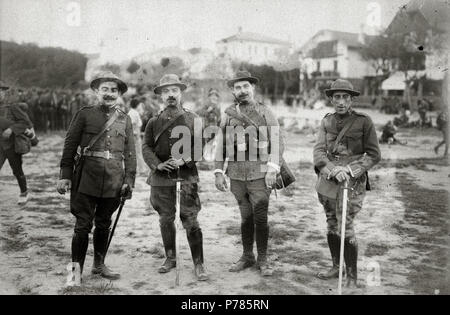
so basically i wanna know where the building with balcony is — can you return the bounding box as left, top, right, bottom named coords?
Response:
left=216, top=28, right=292, bottom=66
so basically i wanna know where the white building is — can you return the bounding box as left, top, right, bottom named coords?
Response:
left=299, top=30, right=378, bottom=90
left=216, top=28, right=292, bottom=65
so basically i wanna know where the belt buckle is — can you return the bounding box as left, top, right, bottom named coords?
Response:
left=104, top=151, right=110, bottom=160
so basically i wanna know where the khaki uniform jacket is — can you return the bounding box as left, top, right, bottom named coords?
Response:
left=142, top=107, right=202, bottom=187
left=0, top=102, right=33, bottom=150
left=313, top=110, right=381, bottom=196
left=215, top=101, right=285, bottom=181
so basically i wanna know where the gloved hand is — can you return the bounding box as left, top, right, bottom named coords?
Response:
left=57, top=179, right=72, bottom=194
left=2, top=128, right=12, bottom=139
left=215, top=173, right=228, bottom=192
left=265, top=166, right=277, bottom=189
left=328, top=166, right=350, bottom=180
left=335, top=170, right=350, bottom=183
left=121, top=184, right=132, bottom=200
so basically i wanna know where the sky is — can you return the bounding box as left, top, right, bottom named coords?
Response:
left=0, top=0, right=409, bottom=62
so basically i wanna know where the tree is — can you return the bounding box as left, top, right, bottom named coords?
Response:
left=98, top=63, right=121, bottom=75
left=126, top=61, right=140, bottom=74
left=0, top=40, right=87, bottom=88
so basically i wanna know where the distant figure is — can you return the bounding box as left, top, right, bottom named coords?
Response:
left=380, top=120, right=404, bottom=145
left=417, top=99, right=429, bottom=128
left=434, top=111, right=448, bottom=157
left=128, top=98, right=147, bottom=174
left=0, top=81, right=35, bottom=205
left=196, top=88, right=221, bottom=161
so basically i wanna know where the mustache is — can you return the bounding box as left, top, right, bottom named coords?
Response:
left=102, top=95, right=117, bottom=101
left=238, top=93, right=248, bottom=98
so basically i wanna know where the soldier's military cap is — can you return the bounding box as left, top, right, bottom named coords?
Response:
left=227, top=70, right=259, bottom=88
left=153, top=74, right=187, bottom=95
left=90, top=71, right=128, bottom=94
left=325, top=79, right=360, bottom=97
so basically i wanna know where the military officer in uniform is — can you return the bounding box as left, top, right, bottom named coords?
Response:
left=214, top=71, right=284, bottom=277
left=142, top=74, right=208, bottom=281
left=313, top=79, right=381, bottom=287
left=57, top=71, right=136, bottom=281
left=0, top=81, right=34, bottom=205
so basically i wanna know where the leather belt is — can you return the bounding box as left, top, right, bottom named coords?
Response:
left=82, top=150, right=123, bottom=160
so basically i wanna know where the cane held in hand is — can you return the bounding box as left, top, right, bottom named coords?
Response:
left=338, top=180, right=349, bottom=295
left=173, top=167, right=183, bottom=286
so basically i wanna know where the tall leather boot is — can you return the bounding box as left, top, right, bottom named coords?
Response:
left=158, top=222, right=176, bottom=273
left=344, top=238, right=362, bottom=288
left=256, top=224, right=272, bottom=276
left=229, top=218, right=256, bottom=272
left=187, top=227, right=209, bottom=281
left=242, top=217, right=255, bottom=260
left=71, top=233, right=89, bottom=276
left=92, top=229, right=120, bottom=280
left=317, top=233, right=341, bottom=280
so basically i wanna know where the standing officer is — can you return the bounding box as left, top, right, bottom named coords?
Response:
left=214, top=71, right=284, bottom=277
left=0, top=81, right=34, bottom=205
left=56, top=71, right=136, bottom=281
left=313, top=79, right=381, bottom=287
left=142, top=74, right=208, bottom=281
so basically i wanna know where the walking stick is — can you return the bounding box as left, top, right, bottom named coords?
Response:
left=174, top=168, right=183, bottom=286
left=106, top=197, right=126, bottom=256
left=338, top=180, right=349, bottom=295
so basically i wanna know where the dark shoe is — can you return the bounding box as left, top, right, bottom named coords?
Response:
left=194, top=263, right=209, bottom=281
left=91, top=264, right=121, bottom=280
left=229, top=257, right=255, bottom=272
left=92, top=229, right=120, bottom=280
left=317, top=265, right=340, bottom=280
left=317, top=234, right=342, bottom=280
left=257, top=261, right=274, bottom=277
left=158, top=258, right=176, bottom=273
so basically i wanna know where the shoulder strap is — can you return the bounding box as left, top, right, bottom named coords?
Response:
left=332, top=114, right=358, bottom=153
left=224, top=105, right=268, bottom=141
left=153, top=110, right=186, bottom=144
left=85, top=109, right=120, bottom=151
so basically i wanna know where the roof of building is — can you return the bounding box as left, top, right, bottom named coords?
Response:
left=386, top=0, right=450, bottom=34
left=217, top=31, right=291, bottom=46
left=317, top=29, right=377, bottom=48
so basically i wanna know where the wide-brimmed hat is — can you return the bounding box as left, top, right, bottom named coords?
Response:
left=227, top=70, right=259, bottom=88
left=325, top=79, right=360, bottom=97
left=208, top=88, right=220, bottom=97
left=153, top=74, right=187, bottom=95
left=90, top=71, right=128, bottom=94
left=0, top=81, right=10, bottom=91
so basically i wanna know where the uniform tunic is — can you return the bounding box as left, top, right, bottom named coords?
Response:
left=60, top=104, right=136, bottom=198
left=313, top=110, right=381, bottom=238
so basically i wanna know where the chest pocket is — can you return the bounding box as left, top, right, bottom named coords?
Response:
left=109, top=119, right=127, bottom=152
left=345, top=131, right=363, bottom=154
left=325, top=132, right=337, bottom=151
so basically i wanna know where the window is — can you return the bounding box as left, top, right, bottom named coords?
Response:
left=317, top=61, right=321, bottom=71
left=334, top=60, right=338, bottom=71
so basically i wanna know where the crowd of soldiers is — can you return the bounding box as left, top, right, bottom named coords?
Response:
left=1, top=86, right=163, bottom=134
